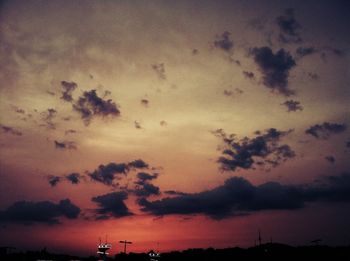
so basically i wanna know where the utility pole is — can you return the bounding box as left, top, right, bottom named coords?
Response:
left=258, top=230, right=262, bottom=246
left=119, top=240, right=132, bottom=254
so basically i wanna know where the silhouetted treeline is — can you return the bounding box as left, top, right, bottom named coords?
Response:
left=1, top=243, right=350, bottom=261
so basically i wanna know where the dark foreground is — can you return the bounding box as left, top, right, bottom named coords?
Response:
left=1, top=243, right=350, bottom=261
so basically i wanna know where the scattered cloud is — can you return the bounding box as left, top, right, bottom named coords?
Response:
left=325, top=156, right=336, bottom=164
left=91, top=192, right=132, bottom=219
left=141, top=99, right=149, bottom=107
left=88, top=159, right=148, bottom=186
left=0, top=124, right=22, bottom=136
left=305, top=122, right=347, bottom=139
left=160, top=120, right=168, bottom=126
left=65, top=172, right=83, bottom=184
left=250, top=47, right=296, bottom=96
left=40, top=108, right=57, bottom=129
left=0, top=199, right=80, bottom=225
left=134, top=121, right=142, bottom=129
left=139, top=173, right=350, bottom=219
left=215, top=128, right=295, bottom=172
left=135, top=183, right=160, bottom=197
left=276, top=8, right=302, bottom=43
left=54, top=140, right=77, bottom=150
left=135, top=172, right=158, bottom=184
left=73, top=90, right=120, bottom=125
left=242, top=71, right=255, bottom=79
left=296, top=47, right=317, bottom=58
left=214, top=31, right=233, bottom=52
left=89, top=163, right=128, bottom=186
left=65, top=129, right=77, bottom=135
left=281, top=100, right=303, bottom=112
left=60, top=81, right=77, bottom=102
left=151, top=63, right=166, bottom=80
left=48, top=175, right=61, bottom=187
left=128, top=159, right=149, bottom=169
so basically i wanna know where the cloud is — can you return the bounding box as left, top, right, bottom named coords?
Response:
left=305, top=122, right=347, bottom=139
left=60, top=81, right=77, bottom=102
left=325, top=156, right=335, bottom=164
left=0, top=199, right=80, bottom=225
left=89, top=163, right=128, bottom=185
left=250, top=47, right=296, bottom=96
left=0, top=124, right=22, bottom=136
left=135, top=172, right=158, bottom=184
left=346, top=141, right=350, bottom=148
left=216, top=128, right=295, bottom=172
left=91, top=191, right=132, bottom=219
left=214, top=31, right=233, bottom=52
left=151, top=63, right=166, bottom=80
left=141, top=99, right=149, bottom=107
left=164, top=190, right=188, bottom=196
left=128, top=159, right=149, bottom=169
left=40, top=108, right=57, bottom=129
left=73, top=89, right=120, bottom=125
left=281, top=100, right=303, bottom=112
left=242, top=71, right=255, bottom=79
left=134, top=121, right=142, bottom=129
left=276, top=8, right=302, bottom=43
left=139, top=173, right=350, bottom=219
left=135, top=183, right=160, bottom=197
left=54, top=140, right=77, bottom=150
left=160, top=120, right=168, bottom=126
left=65, top=172, right=83, bottom=184
left=48, top=175, right=61, bottom=187
left=88, top=160, right=149, bottom=186
left=296, top=47, right=317, bottom=58
left=65, top=129, right=77, bottom=135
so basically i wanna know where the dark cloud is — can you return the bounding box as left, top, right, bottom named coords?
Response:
left=60, top=81, right=77, bottom=102
left=48, top=175, right=61, bottom=187
left=214, top=31, right=233, bottom=52
left=346, top=141, right=350, bottom=148
left=0, top=124, right=22, bottom=136
left=88, top=160, right=149, bottom=186
left=296, top=47, right=317, bottom=58
left=216, top=128, right=294, bottom=172
left=0, top=199, right=80, bottom=225
left=281, top=100, right=303, bottom=112
left=89, top=163, right=128, bottom=186
left=65, top=172, right=82, bottom=184
left=223, top=88, right=243, bottom=97
left=135, top=183, right=160, bottom=197
left=91, top=191, right=132, bottom=219
left=242, top=71, right=255, bottom=79
left=325, top=156, right=336, bottom=164
left=134, top=121, right=142, bottom=129
left=141, top=99, right=149, bottom=107
left=73, top=89, right=120, bottom=125
left=40, top=108, right=57, bottom=129
left=65, top=129, right=77, bottom=135
left=276, top=8, right=302, bottom=43
left=192, top=49, right=199, bottom=55
left=308, top=72, right=319, bottom=80
left=305, top=122, right=347, bottom=139
left=128, top=159, right=149, bottom=169
left=139, top=173, right=350, bottom=219
left=136, top=172, right=158, bottom=184
left=251, top=47, right=296, bottom=96
left=164, top=190, right=188, bottom=196
left=160, top=120, right=168, bottom=126
left=54, top=140, right=77, bottom=150
left=151, top=63, right=166, bottom=80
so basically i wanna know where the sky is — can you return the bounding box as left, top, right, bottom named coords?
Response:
left=0, top=0, right=349, bottom=256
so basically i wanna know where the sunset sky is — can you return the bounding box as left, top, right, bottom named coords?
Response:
left=0, top=0, right=349, bottom=256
